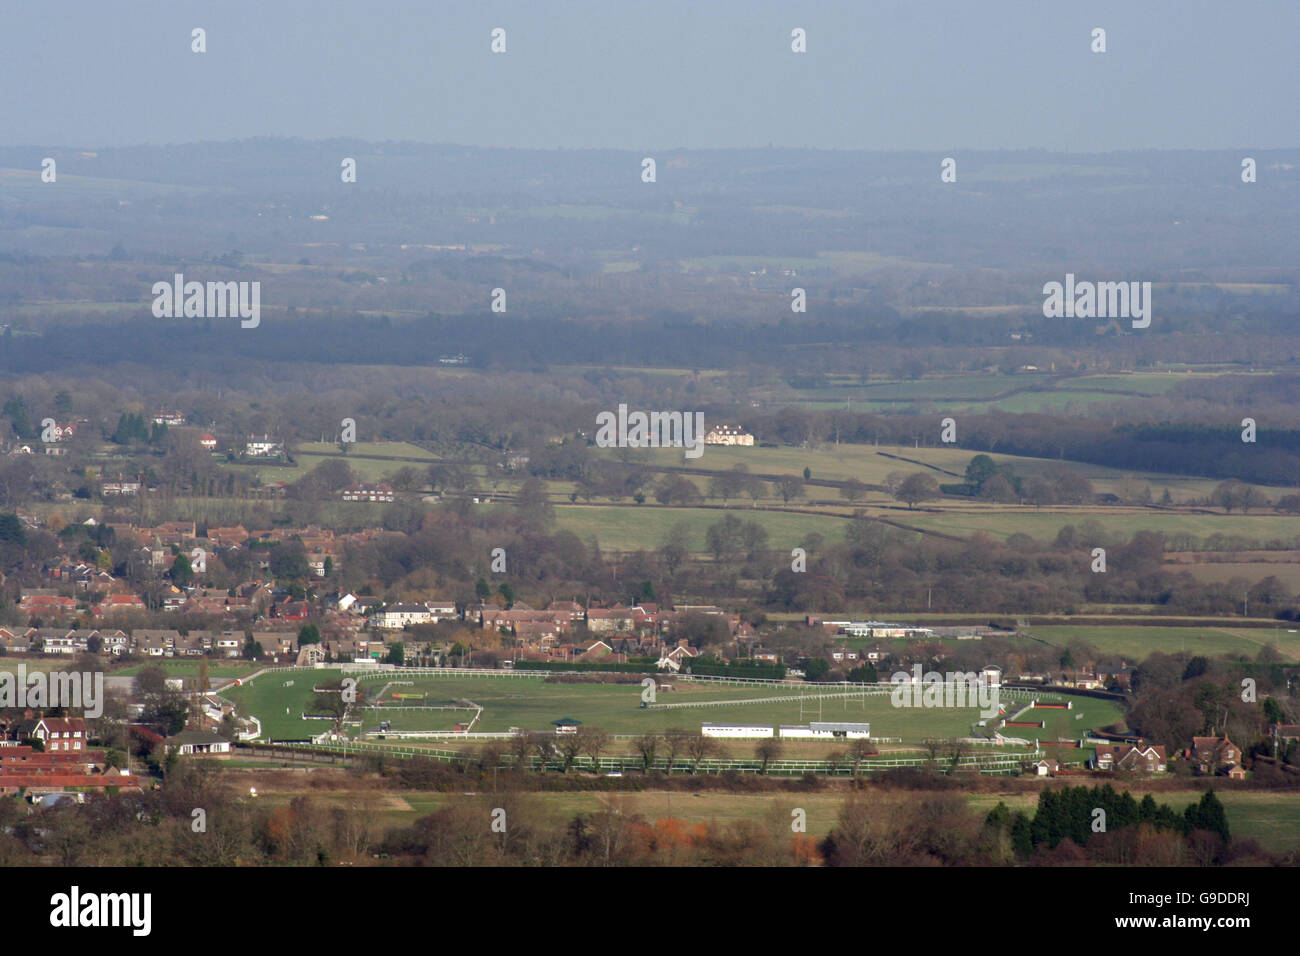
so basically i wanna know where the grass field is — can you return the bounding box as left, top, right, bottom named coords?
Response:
left=1026, top=625, right=1300, bottom=660
left=0, top=657, right=258, bottom=681
left=104, top=427, right=1300, bottom=555
left=552, top=504, right=848, bottom=551
left=903, top=507, right=1300, bottom=543
left=1174, top=562, right=1300, bottom=590
left=1006, top=696, right=1129, bottom=743
left=783, top=370, right=1243, bottom=415
left=963, top=790, right=1300, bottom=851
left=228, top=669, right=1121, bottom=747
left=111, top=660, right=259, bottom=680
left=224, top=671, right=347, bottom=740
left=294, top=441, right=437, bottom=460
left=609, top=440, right=1286, bottom=503
left=364, top=676, right=941, bottom=737
left=547, top=495, right=1300, bottom=554
left=232, top=780, right=1300, bottom=852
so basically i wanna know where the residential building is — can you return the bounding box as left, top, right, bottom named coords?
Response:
left=375, top=604, right=432, bottom=629
left=16, top=717, right=88, bottom=753
left=340, top=482, right=395, bottom=503
left=1189, top=735, right=1242, bottom=775
left=704, top=425, right=754, bottom=446
left=1093, top=741, right=1167, bottom=773
left=244, top=435, right=284, bottom=458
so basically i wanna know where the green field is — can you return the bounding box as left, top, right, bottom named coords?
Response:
left=609, top=440, right=1280, bottom=501
left=0, top=657, right=257, bottom=681
left=903, top=507, right=1300, bottom=543
left=294, top=441, right=437, bottom=459
left=365, top=676, right=925, bottom=737
left=239, top=783, right=1300, bottom=853
left=1026, top=624, right=1300, bottom=660
left=227, top=669, right=1123, bottom=747
left=111, top=660, right=259, bottom=680
left=965, top=789, right=1300, bottom=852
left=1001, top=696, right=1128, bottom=747
left=1176, top=562, right=1300, bottom=590
left=842, top=623, right=1300, bottom=666
left=552, top=504, right=847, bottom=551
left=224, top=671, right=347, bottom=739
left=216, top=441, right=438, bottom=486
left=783, top=370, right=1239, bottom=416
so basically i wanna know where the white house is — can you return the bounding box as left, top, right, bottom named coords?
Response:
left=375, top=604, right=433, bottom=629
left=424, top=602, right=458, bottom=621
left=215, top=631, right=244, bottom=658
left=244, top=435, right=284, bottom=457
left=704, top=425, right=754, bottom=446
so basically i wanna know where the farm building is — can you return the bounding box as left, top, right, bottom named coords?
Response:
left=841, top=621, right=934, bottom=639
left=778, top=721, right=871, bottom=740
left=702, top=724, right=775, bottom=739
left=164, top=731, right=233, bottom=755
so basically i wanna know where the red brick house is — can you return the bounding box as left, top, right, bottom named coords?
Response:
left=1188, top=735, right=1243, bottom=775
left=16, top=717, right=88, bottom=753
left=1093, top=741, right=1167, bottom=773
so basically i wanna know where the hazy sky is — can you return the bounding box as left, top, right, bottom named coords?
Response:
left=3, top=0, right=1296, bottom=151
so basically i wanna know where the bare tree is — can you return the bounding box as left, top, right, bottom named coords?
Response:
left=634, top=733, right=660, bottom=773
left=555, top=731, right=585, bottom=773
left=839, top=478, right=868, bottom=503
left=755, top=737, right=783, bottom=774
left=894, top=472, right=940, bottom=509
left=528, top=732, right=554, bottom=773
left=850, top=737, right=875, bottom=776
left=661, top=729, right=689, bottom=773
left=685, top=733, right=720, bottom=773
left=775, top=474, right=805, bottom=505
left=577, top=726, right=610, bottom=772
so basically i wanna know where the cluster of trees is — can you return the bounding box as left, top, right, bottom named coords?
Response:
left=815, top=784, right=1261, bottom=867
left=978, top=786, right=1235, bottom=866
left=382, top=792, right=819, bottom=867
left=110, top=412, right=167, bottom=446
left=945, top=454, right=1095, bottom=506
left=0, top=762, right=375, bottom=867
left=1127, top=651, right=1292, bottom=759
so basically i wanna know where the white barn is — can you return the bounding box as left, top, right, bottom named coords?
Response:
left=701, top=724, right=774, bottom=739
left=779, top=721, right=871, bottom=740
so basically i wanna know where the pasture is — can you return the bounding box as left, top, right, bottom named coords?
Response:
left=552, top=503, right=847, bottom=552
left=1026, top=624, right=1299, bottom=661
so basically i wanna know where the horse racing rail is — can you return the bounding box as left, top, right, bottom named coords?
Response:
left=251, top=739, right=1037, bottom=776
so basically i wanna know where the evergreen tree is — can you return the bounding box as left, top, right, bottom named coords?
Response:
left=1010, top=812, right=1034, bottom=857
left=1185, top=790, right=1230, bottom=842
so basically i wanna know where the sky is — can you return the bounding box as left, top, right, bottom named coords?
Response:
left=1, top=0, right=1296, bottom=152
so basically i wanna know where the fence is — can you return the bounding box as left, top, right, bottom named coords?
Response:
left=258, top=739, right=1038, bottom=776
left=647, top=688, right=889, bottom=711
